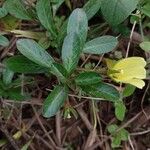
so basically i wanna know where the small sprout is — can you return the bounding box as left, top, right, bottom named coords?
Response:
left=64, top=107, right=78, bottom=119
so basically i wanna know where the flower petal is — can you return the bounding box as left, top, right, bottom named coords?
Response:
left=124, top=78, right=145, bottom=89
left=112, top=57, right=146, bottom=81
left=114, top=66, right=146, bottom=81
left=113, top=57, right=146, bottom=70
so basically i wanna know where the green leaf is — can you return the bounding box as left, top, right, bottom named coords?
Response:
left=119, top=129, right=129, bottom=141
left=0, top=15, right=19, bottom=30
left=57, top=1, right=100, bottom=50
left=4, top=0, right=32, bottom=20
left=140, top=41, right=150, bottom=52
left=36, top=0, right=56, bottom=36
left=67, top=8, right=88, bottom=45
left=83, top=0, right=101, bottom=20
left=16, top=39, right=67, bottom=81
left=0, top=35, right=9, bottom=47
left=8, top=88, right=29, bottom=101
left=0, top=7, right=8, bottom=18
left=101, top=0, right=139, bottom=26
left=43, top=85, right=68, bottom=118
left=111, top=136, right=121, bottom=148
left=52, top=0, right=64, bottom=15
left=10, top=77, right=34, bottom=88
left=123, top=84, right=136, bottom=97
left=62, top=32, right=81, bottom=73
left=75, top=71, right=102, bottom=86
left=38, top=37, right=51, bottom=49
left=81, top=82, right=120, bottom=102
left=21, top=139, right=32, bottom=150
left=57, top=20, right=68, bottom=51
left=16, top=39, right=54, bottom=69
left=2, top=67, right=14, bottom=85
left=5, top=56, right=48, bottom=74
left=115, top=101, right=126, bottom=121
left=50, top=63, right=68, bottom=82
left=83, top=36, right=118, bottom=54
left=107, top=124, right=129, bottom=148
left=107, top=124, right=118, bottom=134
left=141, top=2, right=150, bottom=17
left=0, top=86, right=5, bottom=96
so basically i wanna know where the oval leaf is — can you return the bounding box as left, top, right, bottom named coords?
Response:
left=36, top=0, right=56, bottom=36
left=16, top=39, right=54, bottom=69
left=0, top=35, right=9, bottom=47
left=0, top=7, right=8, bottom=18
left=140, top=41, right=150, bottom=52
left=5, top=56, right=48, bottom=74
left=62, top=32, right=81, bottom=73
left=81, top=82, right=120, bottom=102
left=123, top=84, right=135, bottom=97
left=4, top=0, right=32, bottom=20
left=115, top=101, right=126, bottom=121
left=43, top=85, right=68, bottom=118
left=83, top=0, right=101, bottom=20
left=83, top=36, right=118, bottom=54
left=75, top=71, right=102, bottom=86
left=2, top=67, right=14, bottom=85
left=141, top=2, right=150, bottom=17
left=67, top=8, right=88, bottom=45
left=101, top=0, right=139, bottom=26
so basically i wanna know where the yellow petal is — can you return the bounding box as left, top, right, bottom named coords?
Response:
left=114, top=66, right=146, bottom=81
left=112, top=57, right=146, bottom=81
left=113, top=57, right=146, bottom=70
left=124, top=78, right=145, bottom=89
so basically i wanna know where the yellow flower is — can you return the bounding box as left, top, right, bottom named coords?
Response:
left=106, top=57, right=146, bottom=89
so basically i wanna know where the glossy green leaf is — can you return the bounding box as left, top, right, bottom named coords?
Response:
left=140, top=41, right=150, bottom=52
left=115, top=101, right=126, bottom=121
left=16, top=39, right=54, bottom=69
left=5, top=56, right=48, bottom=74
left=83, top=0, right=101, bottom=20
left=75, top=71, right=102, bottom=86
left=4, top=0, right=32, bottom=20
left=0, top=35, right=9, bottom=47
left=81, top=82, right=120, bottom=102
left=67, top=8, right=88, bottom=45
left=101, top=0, right=139, bottom=26
left=0, top=7, right=8, bottom=18
left=36, top=0, right=56, bottom=36
left=62, top=32, right=81, bottom=73
left=43, top=85, right=68, bottom=118
left=83, top=36, right=118, bottom=54
left=123, top=84, right=136, bottom=97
